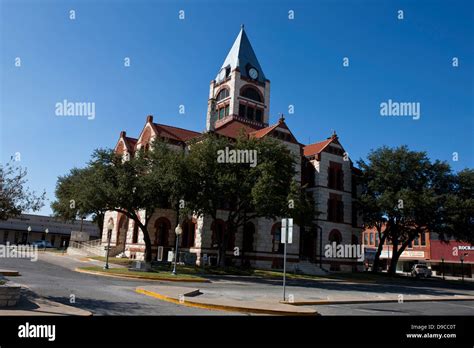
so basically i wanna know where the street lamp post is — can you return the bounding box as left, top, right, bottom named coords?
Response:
left=44, top=228, right=49, bottom=250
left=172, top=224, right=183, bottom=275
left=460, top=254, right=467, bottom=282
left=441, top=258, right=445, bottom=280
left=27, top=226, right=32, bottom=245
left=104, top=221, right=114, bottom=270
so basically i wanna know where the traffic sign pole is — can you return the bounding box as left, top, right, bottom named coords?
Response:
left=283, top=235, right=287, bottom=301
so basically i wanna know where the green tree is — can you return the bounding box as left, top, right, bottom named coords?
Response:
left=186, top=133, right=309, bottom=267
left=0, top=161, right=45, bottom=220
left=51, top=167, right=105, bottom=232
left=357, top=145, right=466, bottom=275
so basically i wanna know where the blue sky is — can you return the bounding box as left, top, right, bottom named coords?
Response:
left=1, top=0, right=473, bottom=216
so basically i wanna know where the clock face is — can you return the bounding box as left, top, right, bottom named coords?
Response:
left=249, top=67, right=258, bottom=80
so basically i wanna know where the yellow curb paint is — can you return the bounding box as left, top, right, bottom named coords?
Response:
left=74, top=268, right=209, bottom=283
left=135, top=288, right=318, bottom=316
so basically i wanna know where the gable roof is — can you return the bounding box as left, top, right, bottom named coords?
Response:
left=214, top=118, right=260, bottom=139
left=249, top=117, right=299, bottom=144
left=151, top=123, right=201, bottom=142
left=216, top=26, right=266, bottom=83
left=303, top=133, right=342, bottom=157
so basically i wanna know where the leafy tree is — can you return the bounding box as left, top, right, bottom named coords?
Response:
left=439, top=169, right=474, bottom=243
left=357, top=145, right=466, bottom=274
left=0, top=161, right=45, bottom=220
left=186, top=133, right=310, bottom=267
left=51, top=167, right=105, bottom=232
left=51, top=138, right=195, bottom=264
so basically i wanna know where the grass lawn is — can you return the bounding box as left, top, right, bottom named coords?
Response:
left=78, top=266, right=207, bottom=281
left=90, top=256, right=134, bottom=266
left=87, top=257, right=436, bottom=284
left=43, top=248, right=67, bottom=253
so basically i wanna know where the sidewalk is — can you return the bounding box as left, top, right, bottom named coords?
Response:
left=136, top=285, right=318, bottom=315
left=135, top=276, right=474, bottom=315
left=0, top=287, right=91, bottom=316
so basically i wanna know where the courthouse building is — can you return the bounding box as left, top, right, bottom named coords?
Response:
left=101, top=26, right=363, bottom=273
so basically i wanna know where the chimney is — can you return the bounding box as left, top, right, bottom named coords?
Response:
left=146, top=115, right=153, bottom=123
left=120, top=131, right=126, bottom=138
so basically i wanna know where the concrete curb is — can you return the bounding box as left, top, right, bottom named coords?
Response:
left=284, top=295, right=474, bottom=306
left=74, top=268, right=210, bottom=283
left=135, top=287, right=318, bottom=316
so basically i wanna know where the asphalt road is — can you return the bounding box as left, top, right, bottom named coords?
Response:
left=1, top=253, right=233, bottom=315
left=313, top=300, right=474, bottom=315
left=2, top=253, right=473, bottom=316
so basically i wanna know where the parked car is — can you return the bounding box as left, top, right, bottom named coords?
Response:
left=31, top=240, right=54, bottom=249
left=411, top=264, right=432, bottom=278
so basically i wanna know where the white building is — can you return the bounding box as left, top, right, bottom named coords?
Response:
left=101, top=26, right=363, bottom=273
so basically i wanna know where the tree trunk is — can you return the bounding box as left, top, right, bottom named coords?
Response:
left=141, top=225, right=152, bottom=263
left=372, top=232, right=387, bottom=273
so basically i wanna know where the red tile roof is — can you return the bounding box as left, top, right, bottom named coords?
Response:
left=249, top=123, right=280, bottom=138
left=303, top=138, right=334, bottom=156
left=125, top=137, right=137, bottom=148
left=214, top=119, right=260, bottom=139
left=152, top=123, right=201, bottom=142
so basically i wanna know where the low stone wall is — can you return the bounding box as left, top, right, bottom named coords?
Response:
left=0, top=282, right=21, bottom=307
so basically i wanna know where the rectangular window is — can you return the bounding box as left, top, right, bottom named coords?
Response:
left=420, top=232, right=426, bottom=246
left=352, top=207, right=357, bottom=227
left=239, top=104, right=246, bottom=118
left=255, top=109, right=262, bottom=122
left=219, top=107, right=225, bottom=119
left=370, top=233, right=374, bottom=245
left=246, top=106, right=254, bottom=120
left=225, top=105, right=230, bottom=116
left=364, top=233, right=368, bottom=245
left=328, top=162, right=343, bottom=190
left=336, top=201, right=344, bottom=222
left=327, top=194, right=343, bottom=222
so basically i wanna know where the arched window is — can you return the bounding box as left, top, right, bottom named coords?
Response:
left=243, top=222, right=255, bottom=252
left=328, top=229, right=342, bottom=245
left=211, top=220, right=234, bottom=250
left=181, top=219, right=196, bottom=248
left=154, top=217, right=171, bottom=246
left=216, top=88, right=229, bottom=101
left=271, top=223, right=284, bottom=254
left=240, top=86, right=262, bottom=102
left=117, top=214, right=129, bottom=247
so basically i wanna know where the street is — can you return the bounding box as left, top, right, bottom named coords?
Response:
left=1, top=252, right=473, bottom=316
left=1, top=253, right=230, bottom=315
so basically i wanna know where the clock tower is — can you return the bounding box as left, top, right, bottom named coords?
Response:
left=206, top=25, right=271, bottom=131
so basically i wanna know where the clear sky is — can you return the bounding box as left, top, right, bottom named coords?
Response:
left=1, top=0, right=473, bottom=216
